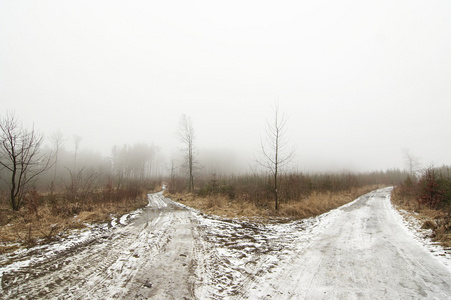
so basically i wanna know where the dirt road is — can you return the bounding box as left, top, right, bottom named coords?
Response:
left=244, top=188, right=451, bottom=299
left=1, top=192, right=209, bottom=299
left=1, top=188, right=451, bottom=299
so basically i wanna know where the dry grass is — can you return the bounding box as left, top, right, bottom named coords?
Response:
left=391, top=190, right=451, bottom=248
left=169, top=193, right=258, bottom=219
left=0, top=192, right=148, bottom=254
left=396, top=205, right=451, bottom=248
left=278, top=187, right=370, bottom=219
left=167, top=185, right=380, bottom=221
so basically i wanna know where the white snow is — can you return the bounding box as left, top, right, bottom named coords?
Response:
left=391, top=205, right=451, bottom=272
left=147, top=191, right=167, bottom=208
left=240, top=187, right=451, bottom=299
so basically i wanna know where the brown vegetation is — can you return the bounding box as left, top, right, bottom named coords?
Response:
left=168, top=185, right=380, bottom=221
left=0, top=113, right=410, bottom=256
left=0, top=182, right=152, bottom=254
left=391, top=166, right=451, bottom=247
left=167, top=170, right=403, bottom=221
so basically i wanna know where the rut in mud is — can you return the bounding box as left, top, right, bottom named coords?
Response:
left=1, top=193, right=205, bottom=299
left=0, top=192, right=288, bottom=299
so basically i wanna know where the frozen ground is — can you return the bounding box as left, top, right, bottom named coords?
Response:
left=1, top=188, right=451, bottom=299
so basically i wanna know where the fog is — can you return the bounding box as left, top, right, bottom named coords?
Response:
left=1, top=0, right=451, bottom=174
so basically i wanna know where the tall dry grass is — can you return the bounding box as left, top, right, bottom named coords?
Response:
left=391, top=194, right=451, bottom=247
left=168, top=185, right=380, bottom=221
left=0, top=184, right=151, bottom=254
left=278, top=186, right=378, bottom=218
left=187, top=170, right=406, bottom=210
left=168, top=170, right=406, bottom=221
left=391, top=169, right=451, bottom=248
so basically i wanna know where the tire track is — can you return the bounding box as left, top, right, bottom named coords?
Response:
left=245, top=188, right=451, bottom=299
left=0, top=193, right=197, bottom=300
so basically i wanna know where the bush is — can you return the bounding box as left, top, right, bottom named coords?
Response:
left=188, top=169, right=406, bottom=210
left=196, top=175, right=236, bottom=199
left=417, top=168, right=445, bottom=209
left=391, top=166, right=451, bottom=247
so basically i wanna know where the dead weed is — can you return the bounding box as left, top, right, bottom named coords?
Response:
left=392, top=194, right=451, bottom=249
left=0, top=192, right=149, bottom=254
left=170, top=185, right=380, bottom=221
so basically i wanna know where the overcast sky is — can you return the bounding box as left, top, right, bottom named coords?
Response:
left=1, top=0, right=450, bottom=172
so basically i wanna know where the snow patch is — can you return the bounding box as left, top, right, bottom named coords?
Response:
left=0, top=194, right=152, bottom=284
left=147, top=192, right=167, bottom=209
left=390, top=200, right=451, bottom=272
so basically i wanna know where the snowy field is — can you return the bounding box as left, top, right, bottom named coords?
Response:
left=1, top=188, right=451, bottom=299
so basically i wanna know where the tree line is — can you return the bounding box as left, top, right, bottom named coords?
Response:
left=0, top=112, right=165, bottom=211
left=1, top=108, right=413, bottom=213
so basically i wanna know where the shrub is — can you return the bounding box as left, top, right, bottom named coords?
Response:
left=417, top=168, right=445, bottom=209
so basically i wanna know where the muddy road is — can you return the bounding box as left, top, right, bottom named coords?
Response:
left=1, top=193, right=208, bottom=299
left=1, top=188, right=451, bottom=299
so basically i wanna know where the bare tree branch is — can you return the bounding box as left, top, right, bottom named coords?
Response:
left=176, top=114, right=196, bottom=192
left=402, top=148, right=421, bottom=178
left=0, top=112, right=53, bottom=210
left=255, top=102, right=296, bottom=210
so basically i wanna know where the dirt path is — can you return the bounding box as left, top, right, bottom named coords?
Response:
left=1, top=192, right=207, bottom=299
left=1, top=188, right=451, bottom=299
left=244, top=187, right=451, bottom=299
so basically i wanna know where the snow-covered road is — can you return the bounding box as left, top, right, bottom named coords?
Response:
left=1, top=192, right=208, bottom=299
left=1, top=188, right=451, bottom=299
left=245, top=187, right=451, bottom=299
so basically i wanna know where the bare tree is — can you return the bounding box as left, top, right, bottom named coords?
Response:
left=256, top=103, right=296, bottom=210
left=50, top=130, right=64, bottom=194
left=167, top=154, right=178, bottom=193
left=0, top=113, right=52, bottom=210
left=402, top=148, right=421, bottom=178
left=110, top=143, right=159, bottom=184
left=177, top=114, right=196, bottom=192
left=73, top=134, right=81, bottom=171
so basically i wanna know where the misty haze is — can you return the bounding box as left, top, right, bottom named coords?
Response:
left=1, top=1, right=451, bottom=299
